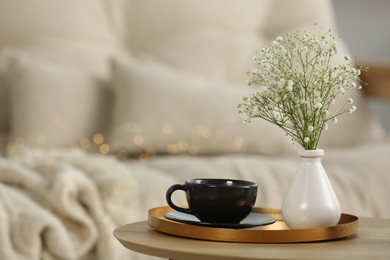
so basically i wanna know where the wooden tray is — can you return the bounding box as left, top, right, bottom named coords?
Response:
left=148, top=206, right=358, bottom=243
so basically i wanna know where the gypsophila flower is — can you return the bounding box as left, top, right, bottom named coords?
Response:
left=238, top=27, right=366, bottom=150
left=314, top=102, right=323, bottom=109
left=325, top=110, right=330, bottom=117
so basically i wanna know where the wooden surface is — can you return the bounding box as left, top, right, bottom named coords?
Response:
left=114, top=218, right=390, bottom=260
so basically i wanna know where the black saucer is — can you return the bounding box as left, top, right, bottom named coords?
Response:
left=164, top=211, right=275, bottom=229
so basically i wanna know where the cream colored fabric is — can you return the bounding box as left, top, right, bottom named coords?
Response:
left=1, top=148, right=175, bottom=260
left=0, top=0, right=126, bottom=143
left=108, top=55, right=294, bottom=155
left=126, top=0, right=338, bottom=83
left=4, top=49, right=112, bottom=148
left=0, top=0, right=122, bottom=49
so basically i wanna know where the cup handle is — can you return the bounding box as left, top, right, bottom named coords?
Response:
left=166, top=184, right=193, bottom=214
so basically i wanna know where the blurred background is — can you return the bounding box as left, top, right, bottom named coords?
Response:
left=332, top=0, right=390, bottom=132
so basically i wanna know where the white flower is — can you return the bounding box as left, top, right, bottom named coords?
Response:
left=278, top=78, right=286, bottom=87
left=239, top=28, right=362, bottom=150
left=285, top=80, right=294, bottom=91
left=301, top=46, right=309, bottom=53
left=333, top=117, right=338, bottom=124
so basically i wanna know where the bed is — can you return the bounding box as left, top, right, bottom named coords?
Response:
left=0, top=1, right=389, bottom=259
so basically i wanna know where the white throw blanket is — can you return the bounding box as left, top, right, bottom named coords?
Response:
left=0, top=148, right=147, bottom=260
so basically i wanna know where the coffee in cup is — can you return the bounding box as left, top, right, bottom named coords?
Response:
left=166, top=178, right=258, bottom=224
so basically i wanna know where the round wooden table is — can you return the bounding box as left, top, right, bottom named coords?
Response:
left=114, top=218, right=390, bottom=260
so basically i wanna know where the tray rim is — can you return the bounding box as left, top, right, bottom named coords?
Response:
left=148, top=206, right=358, bottom=243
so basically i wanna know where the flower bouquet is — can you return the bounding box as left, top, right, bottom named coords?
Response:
left=238, top=28, right=364, bottom=228
left=238, top=28, right=363, bottom=150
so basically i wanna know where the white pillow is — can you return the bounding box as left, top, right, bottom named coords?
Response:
left=108, top=55, right=294, bottom=156
left=6, top=51, right=112, bottom=148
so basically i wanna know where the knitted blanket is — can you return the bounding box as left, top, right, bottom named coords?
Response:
left=0, top=148, right=144, bottom=260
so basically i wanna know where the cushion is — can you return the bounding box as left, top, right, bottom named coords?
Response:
left=0, top=44, right=120, bottom=152
left=5, top=50, right=112, bottom=149
left=0, top=0, right=126, bottom=138
left=108, top=55, right=295, bottom=156
left=108, top=54, right=384, bottom=157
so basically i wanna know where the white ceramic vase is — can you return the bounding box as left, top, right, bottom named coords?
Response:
left=281, top=149, right=341, bottom=229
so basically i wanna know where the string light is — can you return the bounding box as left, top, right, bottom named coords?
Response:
left=99, top=144, right=110, bottom=154
left=93, top=133, right=104, bottom=144
left=6, top=122, right=248, bottom=161
left=161, top=123, right=173, bottom=134
left=80, top=138, right=91, bottom=149
left=133, top=135, right=144, bottom=146
left=196, top=126, right=212, bottom=138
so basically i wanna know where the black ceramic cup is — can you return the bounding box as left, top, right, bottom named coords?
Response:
left=166, top=178, right=258, bottom=224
